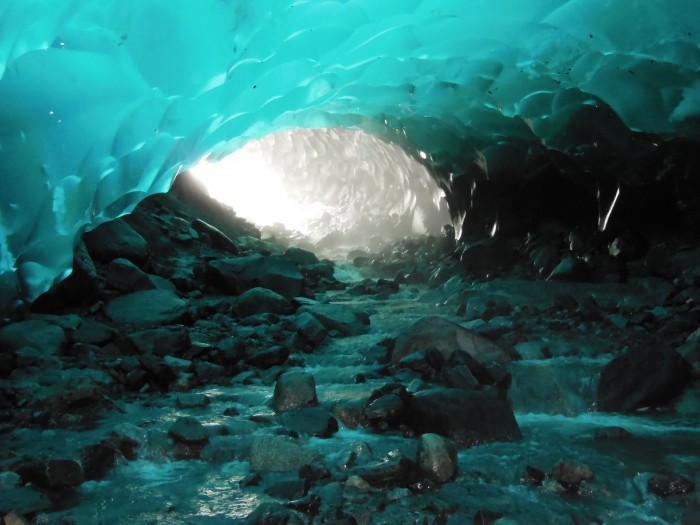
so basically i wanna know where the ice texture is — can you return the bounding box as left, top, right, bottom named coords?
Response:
left=0, top=0, right=699, bottom=309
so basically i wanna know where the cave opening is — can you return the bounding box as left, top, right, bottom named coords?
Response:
left=190, top=127, right=451, bottom=259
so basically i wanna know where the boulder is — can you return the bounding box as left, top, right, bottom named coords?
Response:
left=206, top=255, right=304, bottom=299
left=272, top=371, right=318, bottom=413
left=127, top=326, right=191, bottom=356
left=298, top=303, right=370, bottom=337
left=46, top=459, right=85, bottom=490
left=248, top=435, right=317, bottom=472
left=281, top=406, right=339, bottom=438
left=83, top=218, right=148, bottom=264
left=237, top=287, right=291, bottom=317
left=353, top=451, right=421, bottom=488
left=294, top=311, right=328, bottom=347
left=647, top=472, right=695, bottom=498
left=547, top=255, right=591, bottom=282
left=72, top=319, right=117, bottom=346
left=244, top=502, right=305, bottom=525
left=168, top=416, right=209, bottom=446
left=597, top=347, right=692, bottom=412
left=408, top=387, right=521, bottom=446
left=105, top=290, right=187, bottom=326
left=391, top=316, right=517, bottom=366
left=105, top=258, right=155, bottom=292
left=551, top=459, right=594, bottom=491
left=283, top=246, right=319, bottom=266
left=0, top=320, right=66, bottom=354
left=417, top=433, right=459, bottom=483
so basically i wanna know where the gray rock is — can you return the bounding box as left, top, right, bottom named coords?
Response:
left=551, top=459, right=594, bottom=491
left=83, top=218, right=148, bottom=264
left=206, top=255, right=304, bottom=299
left=298, top=303, right=370, bottom=337
left=248, top=435, right=317, bottom=472
left=597, top=346, right=692, bottom=412
left=294, top=311, right=328, bottom=347
left=244, top=502, right=305, bottom=525
left=408, top=387, right=521, bottom=446
left=0, top=320, right=66, bottom=354
left=106, top=258, right=155, bottom=292
left=238, top=287, right=291, bottom=317
left=417, top=433, right=458, bottom=483
left=168, top=416, right=209, bottom=445
left=392, top=316, right=518, bottom=366
left=547, top=255, right=591, bottom=282
left=72, top=319, right=117, bottom=346
left=272, top=370, right=318, bottom=413
left=127, top=326, right=191, bottom=356
left=46, top=459, right=85, bottom=490
left=283, top=246, right=319, bottom=266
left=105, top=290, right=187, bottom=326
left=281, top=406, right=339, bottom=438
left=647, top=472, right=695, bottom=498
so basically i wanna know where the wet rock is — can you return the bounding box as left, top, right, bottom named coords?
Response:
left=648, top=472, right=695, bottom=498
left=106, top=258, right=155, bottom=292
left=249, top=435, right=317, bottom=472
left=264, top=479, right=309, bottom=500
left=45, top=459, right=85, bottom=490
left=244, top=502, right=305, bottom=525
left=168, top=416, right=209, bottom=446
left=206, top=255, right=304, bottom=299
left=83, top=218, right=148, bottom=264
left=176, top=393, right=210, bottom=409
left=392, top=316, right=518, bottom=367
left=298, top=303, right=370, bottom=337
left=246, top=345, right=290, bottom=369
left=408, top=387, right=521, bottom=446
left=294, top=312, right=328, bottom=347
left=547, top=255, right=591, bottom=282
left=238, top=287, right=291, bottom=317
left=331, top=399, right=367, bottom=429
left=597, top=346, right=692, bottom=412
left=0, top=320, right=66, bottom=354
left=364, top=391, right=409, bottom=428
left=281, top=406, right=339, bottom=438
left=81, top=443, right=119, bottom=481
left=524, top=465, right=547, bottom=485
left=551, top=459, right=594, bottom=491
left=72, top=319, right=117, bottom=346
left=272, top=371, right=318, bottom=413
left=128, top=326, right=191, bottom=357
left=105, top=289, right=187, bottom=326
left=353, top=450, right=421, bottom=488
left=283, top=246, right=319, bottom=266
left=417, top=433, right=459, bottom=483
left=139, top=355, right=177, bottom=388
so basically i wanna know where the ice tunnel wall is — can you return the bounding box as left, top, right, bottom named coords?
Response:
left=1, top=0, right=700, bottom=312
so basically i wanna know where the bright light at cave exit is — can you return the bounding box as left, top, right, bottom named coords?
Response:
left=192, top=147, right=318, bottom=232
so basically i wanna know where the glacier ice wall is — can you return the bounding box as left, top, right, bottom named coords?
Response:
left=1, top=0, right=699, bottom=310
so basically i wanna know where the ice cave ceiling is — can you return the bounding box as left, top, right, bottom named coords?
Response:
left=1, top=0, right=699, bottom=311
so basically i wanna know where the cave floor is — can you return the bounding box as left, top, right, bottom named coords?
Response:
left=2, top=267, right=699, bottom=525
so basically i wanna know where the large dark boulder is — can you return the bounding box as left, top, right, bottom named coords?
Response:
left=597, top=347, right=692, bottom=412
left=408, top=387, right=521, bottom=446
left=298, top=303, right=370, bottom=337
left=391, top=316, right=518, bottom=366
left=83, top=218, right=149, bottom=265
left=206, top=255, right=304, bottom=299
left=105, top=290, right=187, bottom=326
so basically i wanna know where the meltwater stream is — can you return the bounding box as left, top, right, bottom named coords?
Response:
left=5, top=272, right=698, bottom=525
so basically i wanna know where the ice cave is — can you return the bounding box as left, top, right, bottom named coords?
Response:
left=1, top=1, right=699, bottom=524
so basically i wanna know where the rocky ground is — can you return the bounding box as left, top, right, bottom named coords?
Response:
left=1, top=179, right=699, bottom=524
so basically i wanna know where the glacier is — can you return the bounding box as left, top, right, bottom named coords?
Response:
left=1, top=0, right=699, bottom=311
